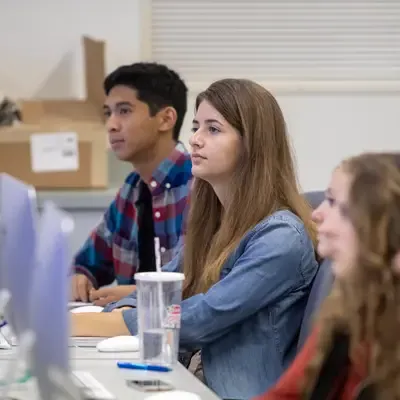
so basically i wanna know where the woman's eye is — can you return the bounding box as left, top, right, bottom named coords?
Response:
left=325, top=196, right=335, bottom=206
left=209, top=126, right=220, bottom=134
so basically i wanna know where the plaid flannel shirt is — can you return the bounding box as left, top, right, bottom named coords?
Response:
left=73, top=142, right=192, bottom=287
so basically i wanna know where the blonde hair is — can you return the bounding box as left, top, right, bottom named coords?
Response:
left=182, top=79, right=317, bottom=298
left=303, top=153, right=400, bottom=398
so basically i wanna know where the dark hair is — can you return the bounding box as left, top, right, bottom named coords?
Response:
left=104, top=62, right=188, bottom=140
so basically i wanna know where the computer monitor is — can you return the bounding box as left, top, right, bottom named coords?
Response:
left=0, top=173, right=38, bottom=338
left=30, top=201, right=79, bottom=400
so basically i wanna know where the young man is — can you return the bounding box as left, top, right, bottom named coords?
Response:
left=71, top=63, right=191, bottom=306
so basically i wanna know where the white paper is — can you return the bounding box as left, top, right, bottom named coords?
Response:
left=68, top=302, right=93, bottom=309
left=30, top=132, right=79, bottom=173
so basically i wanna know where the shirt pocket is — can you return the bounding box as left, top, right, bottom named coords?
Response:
left=112, top=235, right=138, bottom=282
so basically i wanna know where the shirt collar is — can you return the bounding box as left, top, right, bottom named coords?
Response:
left=130, top=141, right=192, bottom=194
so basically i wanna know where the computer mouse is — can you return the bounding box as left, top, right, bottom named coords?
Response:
left=70, top=305, right=104, bottom=314
left=96, top=335, right=139, bottom=352
left=146, top=391, right=201, bottom=400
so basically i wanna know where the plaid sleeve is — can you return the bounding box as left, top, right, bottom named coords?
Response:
left=73, top=195, right=119, bottom=288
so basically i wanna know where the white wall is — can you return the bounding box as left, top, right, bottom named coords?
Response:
left=182, top=91, right=400, bottom=191
left=1, top=0, right=399, bottom=191
left=0, top=0, right=144, bottom=99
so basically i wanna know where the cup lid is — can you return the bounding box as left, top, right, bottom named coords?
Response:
left=134, top=272, right=184, bottom=282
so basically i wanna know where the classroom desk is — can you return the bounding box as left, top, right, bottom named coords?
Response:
left=0, top=347, right=221, bottom=400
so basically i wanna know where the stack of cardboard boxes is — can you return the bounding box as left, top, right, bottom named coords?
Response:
left=0, top=37, right=108, bottom=190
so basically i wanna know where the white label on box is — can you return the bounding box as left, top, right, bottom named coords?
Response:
left=30, top=132, right=79, bottom=173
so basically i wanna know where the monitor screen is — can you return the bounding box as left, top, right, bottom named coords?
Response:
left=30, top=201, right=74, bottom=399
left=0, top=173, right=38, bottom=337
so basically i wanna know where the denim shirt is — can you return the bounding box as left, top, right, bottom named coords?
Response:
left=103, top=210, right=318, bottom=399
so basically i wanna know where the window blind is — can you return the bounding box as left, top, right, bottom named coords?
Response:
left=151, top=0, right=400, bottom=85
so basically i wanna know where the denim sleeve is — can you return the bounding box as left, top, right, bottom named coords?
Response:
left=177, top=218, right=308, bottom=347
left=121, top=218, right=308, bottom=345
left=103, top=247, right=183, bottom=312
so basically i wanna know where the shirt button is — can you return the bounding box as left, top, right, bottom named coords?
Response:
left=160, top=247, right=166, bottom=253
left=154, top=211, right=161, bottom=218
left=165, top=183, right=171, bottom=189
left=150, top=181, right=157, bottom=188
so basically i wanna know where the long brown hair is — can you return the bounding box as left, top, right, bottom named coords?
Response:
left=182, top=79, right=317, bottom=298
left=303, top=153, right=400, bottom=398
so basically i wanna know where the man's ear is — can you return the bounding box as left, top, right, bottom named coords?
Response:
left=158, top=106, right=177, bottom=134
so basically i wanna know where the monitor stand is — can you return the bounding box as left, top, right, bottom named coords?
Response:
left=0, top=330, right=34, bottom=400
left=47, top=367, right=83, bottom=400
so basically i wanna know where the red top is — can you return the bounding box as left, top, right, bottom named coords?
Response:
left=254, top=328, right=368, bottom=400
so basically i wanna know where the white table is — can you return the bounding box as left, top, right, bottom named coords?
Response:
left=0, top=346, right=220, bottom=400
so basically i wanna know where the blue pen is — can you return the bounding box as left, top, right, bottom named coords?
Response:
left=117, top=361, right=171, bottom=372
left=0, top=320, right=7, bottom=329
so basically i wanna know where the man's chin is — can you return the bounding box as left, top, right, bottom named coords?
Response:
left=113, top=150, right=133, bottom=163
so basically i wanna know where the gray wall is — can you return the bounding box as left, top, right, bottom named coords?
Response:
left=37, top=190, right=116, bottom=261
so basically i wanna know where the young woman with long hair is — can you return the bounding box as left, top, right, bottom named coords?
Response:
left=71, top=79, right=318, bottom=399
left=258, top=152, right=400, bottom=399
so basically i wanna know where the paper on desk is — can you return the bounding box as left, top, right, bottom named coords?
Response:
left=68, top=302, right=93, bottom=309
left=69, top=337, right=104, bottom=348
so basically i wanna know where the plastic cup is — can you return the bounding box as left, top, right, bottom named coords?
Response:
left=135, top=272, right=184, bottom=366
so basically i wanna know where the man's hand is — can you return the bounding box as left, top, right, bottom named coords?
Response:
left=89, top=285, right=136, bottom=306
left=71, top=274, right=94, bottom=302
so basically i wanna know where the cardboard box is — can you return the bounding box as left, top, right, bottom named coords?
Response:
left=0, top=37, right=108, bottom=189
